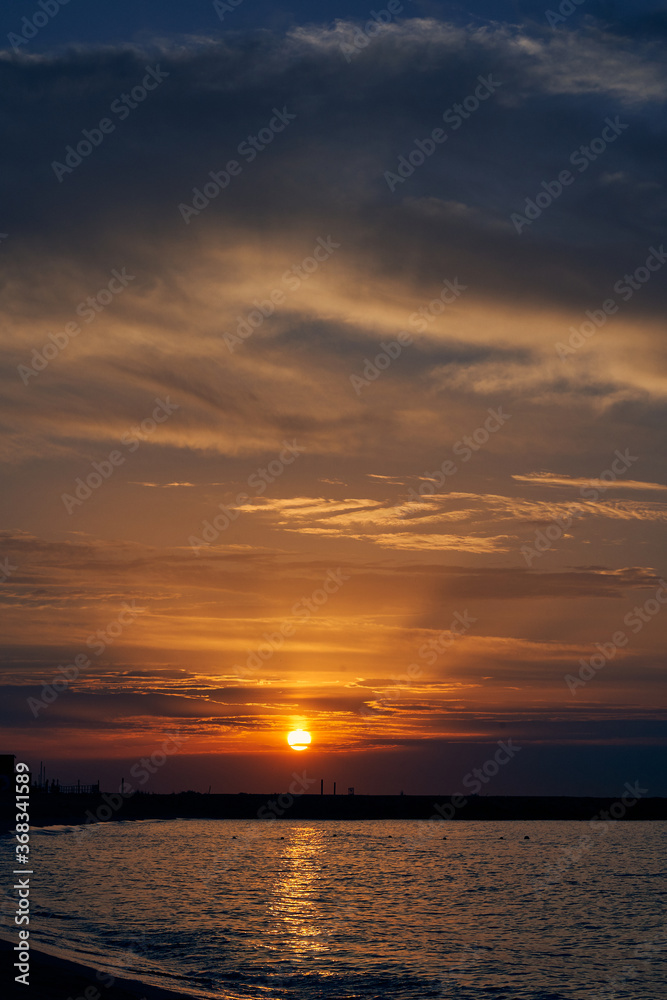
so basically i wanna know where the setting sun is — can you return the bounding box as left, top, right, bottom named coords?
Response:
left=287, top=729, right=312, bottom=751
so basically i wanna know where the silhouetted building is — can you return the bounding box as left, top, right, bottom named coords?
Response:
left=0, top=754, right=16, bottom=800
left=0, top=754, right=15, bottom=776
left=58, top=782, right=100, bottom=794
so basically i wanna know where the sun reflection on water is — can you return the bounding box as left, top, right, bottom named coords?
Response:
left=269, top=826, right=329, bottom=959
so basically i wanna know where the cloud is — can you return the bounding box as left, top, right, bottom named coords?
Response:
left=410, top=491, right=667, bottom=523
left=513, top=472, right=667, bottom=491
left=0, top=18, right=666, bottom=465
left=129, top=481, right=196, bottom=488
left=358, top=532, right=512, bottom=552
left=237, top=492, right=667, bottom=554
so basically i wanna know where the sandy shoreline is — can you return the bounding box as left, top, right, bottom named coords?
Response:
left=0, top=935, right=200, bottom=1000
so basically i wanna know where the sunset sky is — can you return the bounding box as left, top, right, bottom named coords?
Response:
left=1, top=0, right=666, bottom=795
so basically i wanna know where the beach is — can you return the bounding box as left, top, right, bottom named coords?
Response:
left=0, top=937, right=189, bottom=1000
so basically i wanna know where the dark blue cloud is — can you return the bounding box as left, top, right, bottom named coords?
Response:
left=1, top=16, right=665, bottom=322
left=1, top=0, right=665, bottom=53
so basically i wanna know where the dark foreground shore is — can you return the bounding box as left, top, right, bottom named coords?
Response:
left=5, top=786, right=667, bottom=832
left=2, top=790, right=666, bottom=828
left=0, top=937, right=192, bottom=1000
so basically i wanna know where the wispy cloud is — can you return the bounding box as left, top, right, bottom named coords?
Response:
left=130, top=481, right=196, bottom=488
left=513, top=473, right=667, bottom=492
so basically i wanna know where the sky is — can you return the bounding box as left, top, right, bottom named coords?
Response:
left=1, top=0, right=666, bottom=796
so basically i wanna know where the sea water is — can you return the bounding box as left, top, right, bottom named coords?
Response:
left=1, top=819, right=665, bottom=999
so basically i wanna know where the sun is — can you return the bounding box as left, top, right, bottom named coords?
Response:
left=287, top=729, right=311, bottom=751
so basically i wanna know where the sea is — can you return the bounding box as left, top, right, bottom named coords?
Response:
left=1, top=819, right=666, bottom=999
